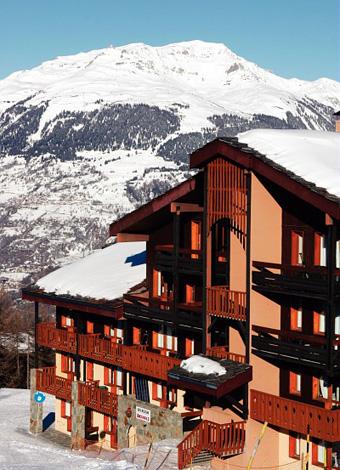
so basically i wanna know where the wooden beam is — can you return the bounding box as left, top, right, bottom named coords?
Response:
left=170, top=203, right=203, bottom=213
left=116, top=233, right=149, bottom=242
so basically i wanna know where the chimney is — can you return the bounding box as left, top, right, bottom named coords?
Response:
left=334, top=111, right=340, bottom=132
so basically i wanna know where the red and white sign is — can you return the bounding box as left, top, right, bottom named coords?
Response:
left=136, top=406, right=151, bottom=423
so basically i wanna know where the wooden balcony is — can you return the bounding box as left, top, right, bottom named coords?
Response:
left=250, top=389, right=340, bottom=442
left=121, top=345, right=181, bottom=381
left=78, top=334, right=123, bottom=367
left=178, top=419, right=245, bottom=469
left=78, top=381, right=117, bottom=416
left=155, top=244, right=203, bottom=275
left=36, top=322, right=76, bottom=353
left=124, top=294, right=202, bottom=328
left=36, top=366, right=72, bottom=401
left=252, top=261, right=340, bottom=300
left=206, top=346, right=246, bottom=363
left=206, top=287, right=246, bottom=321
left=252, top=325, right=329, bottom=370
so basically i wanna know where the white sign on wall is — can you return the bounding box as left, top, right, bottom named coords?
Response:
left=136, top=406, right=151, bottom=423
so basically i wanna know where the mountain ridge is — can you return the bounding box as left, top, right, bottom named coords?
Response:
left=0, top=40, right=339, bottom=293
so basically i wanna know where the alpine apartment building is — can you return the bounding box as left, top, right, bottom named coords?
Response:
left=23, top=127, right=340, bottom=469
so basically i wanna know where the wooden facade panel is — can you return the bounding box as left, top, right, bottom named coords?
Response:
left=207, top=158, right=247, bottom=247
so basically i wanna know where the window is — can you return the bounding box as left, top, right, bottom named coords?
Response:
left=290, top=308, right=302, bottom=331
left=152, top=382, right=164, bottom=401
left=168, top=387, right=177, bottom=405
left=61, top=355, right=74, bottom=375
left=313, top=377, right=328, bottom=401
left=61, top=315, right=73, bottom=328
left=153, top=269, right=163, bottom=297
left=312, top=442, right=327, bottom=467
left=152, top=329, right=177, bottom=352
left=314, top=311, right=326, bottom=335
left=289, top=372, right=301, bottom=396
left=336, top=240, right=340, bottom=269
left=314, top=233, right=327, bottom=266
left=289, top=434, right=300, bottom=459
left=291, top=231, right=304, bottom=265
left=104, top=367, right=123, bottom=388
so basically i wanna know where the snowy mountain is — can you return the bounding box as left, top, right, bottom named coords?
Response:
left=1, top=40, right=339, bottom=291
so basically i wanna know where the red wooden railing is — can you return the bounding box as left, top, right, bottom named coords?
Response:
left=78, top=382, right=117, bottom=416
left=36, top=366, right=72, bottom=401
left=250, top=389, right=340, bottom=442
left=78, top=334, right=122, bottom=366
left=36, top=322, right=77, bottom=353
left=206, top=287, right=246, bottom=321
left=206, top=346, right=246, bottom=363
left=178, top=420, right=245, bottom=469
left=121, top=345, right=181, bottom=381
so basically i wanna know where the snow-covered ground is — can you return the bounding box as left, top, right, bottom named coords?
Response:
left=0, top=388, right=207, bottom=470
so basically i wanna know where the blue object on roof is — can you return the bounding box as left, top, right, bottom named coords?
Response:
left=125, top=250, right=146, bottom=267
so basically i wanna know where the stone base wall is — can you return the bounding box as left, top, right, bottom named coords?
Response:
left=117, top=395, right=183, bottom=448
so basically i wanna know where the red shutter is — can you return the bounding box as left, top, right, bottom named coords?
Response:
left=291, top=232, right=299, bottom=265
left=86, top=321, right=94, bottom=333
left=87, top=362, right=93, bottom=381
left=133, top=327, right=140, bottom=345
left=314, top=233, right=321, bottom=265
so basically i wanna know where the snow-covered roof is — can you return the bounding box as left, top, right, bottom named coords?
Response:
left=36, top=241, right=146, bottom=301
left=237, top=129, right=340, bottom=201
left=180, top=355, right=226, bottom=376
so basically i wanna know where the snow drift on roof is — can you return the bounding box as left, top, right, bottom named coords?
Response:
left=237, top=129, right=340, bottom=200
left=36, top=241, right=146, bottom=301
left=180, top=355, right=226, bottom=376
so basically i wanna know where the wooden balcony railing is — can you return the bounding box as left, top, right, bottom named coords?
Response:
left=78, top=334, right=122, bottom=367
left=36, top=322, right=76, bottom=353
left=124, top=294, right=202, bottom=328
left=155, top=244, right=203, bottom=275
left=250, top=389, right=340, bottom=442
left=36, top=366, right=72, bottom=401
left=251, top=325, right=339, bottom=370
left=206, top=346, right=246, bottom=363
left=121, top=345, right=181, bottom=381
left=78, top=382, right=117, bottom=416
left=253, top=261, right=340, bottom=300
left=206, top=287, right=246, bottom=321
left=178, top=419, right=246, bottom=469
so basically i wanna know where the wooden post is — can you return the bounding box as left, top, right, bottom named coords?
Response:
left=34, top=302, right=39, bottom=368
left=202, top=169, right=208, bottom=353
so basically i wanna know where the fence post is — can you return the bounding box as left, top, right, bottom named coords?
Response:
left=29, top=368, right=43, bottom=434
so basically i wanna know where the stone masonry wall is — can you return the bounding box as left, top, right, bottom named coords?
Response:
left=117, top=395, right=183, bottom=448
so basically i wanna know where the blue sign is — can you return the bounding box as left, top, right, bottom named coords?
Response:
left=34, top=391, right=46, bottom=404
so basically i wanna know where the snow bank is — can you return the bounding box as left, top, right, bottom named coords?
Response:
left=36, top=241, right=146, bottom=301
left=180, top=355, right=226, bottom=376
left=237, top=129, right=340, bottom=199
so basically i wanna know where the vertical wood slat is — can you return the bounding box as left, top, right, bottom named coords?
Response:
left=207, top=158, right=247, bottom=248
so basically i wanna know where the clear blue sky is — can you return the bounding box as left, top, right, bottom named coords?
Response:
left=1, top=0, right=339, bottom=81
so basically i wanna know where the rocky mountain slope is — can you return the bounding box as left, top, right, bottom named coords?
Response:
left=0, top=40, right=339, bottom=292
